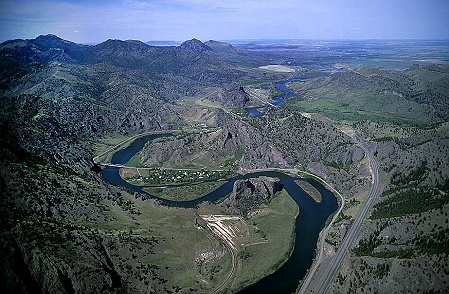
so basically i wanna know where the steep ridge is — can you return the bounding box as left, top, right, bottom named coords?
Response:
left=179, top=38, right=213, bottom=53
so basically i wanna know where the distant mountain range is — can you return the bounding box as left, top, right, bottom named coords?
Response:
left=1, top=34, right=254, bottom=79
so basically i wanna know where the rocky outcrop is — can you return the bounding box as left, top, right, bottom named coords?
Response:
left=209, top=87, right=249, bottom=107
left=224, top=176, right=282, bottom=217
left=179, top=38, right=212, bottom=53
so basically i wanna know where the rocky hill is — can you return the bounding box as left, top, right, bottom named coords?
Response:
left=223, top=177, right=283, bottom=217
left=325, top=121, right=449, bottom=294
left=204, top=40, right=257, bottom=65
left=1, top=34, right=248, bottom=86
left=0, top=35, right=256, bottom=141
left=179, top=38, right=213, bottom=53
left=289, top=65, right=449, bottom=293
left=0, top=35, right=358, bottom=293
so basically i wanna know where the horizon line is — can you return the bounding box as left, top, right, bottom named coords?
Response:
left=2, top=34, right=449, bottom=46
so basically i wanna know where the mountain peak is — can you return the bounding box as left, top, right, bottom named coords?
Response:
left=35, top=34, right=63, bottom=40
left=30, top=34, right=80, bottom=53
left=33, top=34, right=75, bottom=45
left=179, top=38, right=212, bottom=53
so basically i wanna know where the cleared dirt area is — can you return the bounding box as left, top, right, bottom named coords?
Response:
left=201, top=215, right=244, bottom=250
left=259, top=65, right=296, bottom=73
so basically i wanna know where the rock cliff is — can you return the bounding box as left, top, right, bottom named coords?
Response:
left=224, top=176, right=282, bottom=217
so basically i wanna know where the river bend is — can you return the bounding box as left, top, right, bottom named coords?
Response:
left=100, top=133, right=337, bottom=293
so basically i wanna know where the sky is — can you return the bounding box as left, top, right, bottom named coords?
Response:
left=0, top=0, right=448, bottom=43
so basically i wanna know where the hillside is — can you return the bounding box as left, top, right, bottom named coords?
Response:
left=0, top=35, right=261, bottom=293
left=1, top=35, right=448, bottom=293
left=0, top=34, right=308, bottom=293
left=288, top=66, right=449, bottom=293
left=287, top=65, right=449, bottom=125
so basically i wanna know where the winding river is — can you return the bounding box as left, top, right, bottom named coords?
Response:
left=100, top=134, right=338, bottom=293
left=246, top=69, right=335, bottom=117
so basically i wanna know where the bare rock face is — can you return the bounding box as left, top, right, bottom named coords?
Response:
left=209, top=87, right=250, bottom=107
left=233, top=176, right=282, bottom=200
left=224, top=176, right=282, bottom=217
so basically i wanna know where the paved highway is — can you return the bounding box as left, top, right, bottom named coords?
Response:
left=315, top=136, right=379, bottom=294
left=298, top=178, right=345, bottom=294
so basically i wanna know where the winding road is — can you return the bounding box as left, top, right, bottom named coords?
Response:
left=197, top=215, right=237, bottom=294
left=211, top=239, right=237, bottom=294
left=298, top=177, right=345, bottom=294
left=312, top=134, right=379, bottom=294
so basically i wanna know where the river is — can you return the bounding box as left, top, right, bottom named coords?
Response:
left=246, top=68, right=336, bottom=117
left=100, top=134, right=338, bottom=293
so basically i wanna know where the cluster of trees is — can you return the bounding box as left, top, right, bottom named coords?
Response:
left=353, top=230, right=383, bottom=256
left=390, top=160, right=428, bottom=186
left=371, top=185, right=448, bottom=219
left=413, top=228, right=449, bottom=255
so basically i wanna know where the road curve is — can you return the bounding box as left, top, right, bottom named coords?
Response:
left=209, top=229, right=237, bottom=294
left=193, top=214, right=237, bottom=294
left=315, top=137, right=379, bottom=294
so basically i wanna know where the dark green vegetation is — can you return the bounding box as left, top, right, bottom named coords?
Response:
left=295, top=180, right=322, bottom=203
left=1, top=35, right=448, bottom=293
left=325, top=99, right=449, bottom=292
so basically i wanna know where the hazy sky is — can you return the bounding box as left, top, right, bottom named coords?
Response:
left=1, top=0, right=448, bottom=43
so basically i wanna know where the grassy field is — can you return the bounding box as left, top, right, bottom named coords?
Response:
left=93, top=132, right=153, bottom=164
left=228, top=190, right=298, bottom=292
left=286, top=81, right=429, bottom=126
left=287, top=97, right=424, bottom=126
left=121, top=167, right=233, bottom=187
left=124, top=152, right=143, bottom=167
left=178, top=95, right=227, bottom=110
left=240, top=78, right=284, bottom=87
left=82, top=191, right=232, bottom=292
left=77, top=157, right=299, bottom=292
left=82, top=187, right=298, bottom=292
left=93, top=133, right=136, bottom=157
left=258, top=65, right=296, bottom=73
